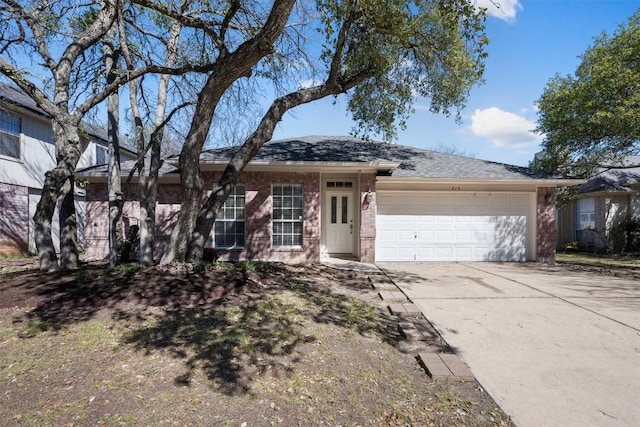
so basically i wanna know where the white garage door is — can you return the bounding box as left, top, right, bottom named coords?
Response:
left=376, top=192, right=531, bottom=262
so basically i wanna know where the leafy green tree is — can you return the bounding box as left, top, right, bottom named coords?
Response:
left=535, top=11, right=640, bottom=177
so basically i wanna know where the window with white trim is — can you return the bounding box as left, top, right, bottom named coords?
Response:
left=0, top=108, right=21, bottom=159
left=577, top=198, right=595, bottom=231
left=213, top=184, right=245, bottom=248
left=576, top=197, right=596, bottom=243
left=272, top=184, right=303, bottom=247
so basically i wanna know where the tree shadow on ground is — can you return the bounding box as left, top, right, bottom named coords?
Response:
left=5, top=262, right=400, bottom=396
left=119, top=264, right=399, bottom=395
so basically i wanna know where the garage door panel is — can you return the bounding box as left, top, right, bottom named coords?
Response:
left=376, top=192, right=531, bottom=262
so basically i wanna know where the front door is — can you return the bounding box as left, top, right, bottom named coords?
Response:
left=325, top=192, right=354, bottom=254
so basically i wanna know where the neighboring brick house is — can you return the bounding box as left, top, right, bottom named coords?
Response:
left=0, top=83, right=136, bottom=256
left=80, top=136, right=579, bottom=263
left=557, top=158, right=640, bottom=251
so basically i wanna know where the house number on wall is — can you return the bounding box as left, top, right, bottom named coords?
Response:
left=451, top=186, right=462, bottom=191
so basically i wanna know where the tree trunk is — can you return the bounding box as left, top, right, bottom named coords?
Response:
left=159, top=0, right=297, bottom=265
left=35, top=123, right=84, bottom=271
left=121, top=17, right=181, bottom=266
left=34, top=172, right=63, bottom=272
left=104, top=25, right=123, bottom=267
left=59, top=177, right=79, bottom=269
left=107, top=86, right=122, bottom=266
left=159, top=80, right=225, bottom=264
left=185, top=82, right=357, bottom=261
left=159, top=150, right=204, bottom=264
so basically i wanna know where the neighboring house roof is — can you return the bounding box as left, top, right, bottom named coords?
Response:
left=0, top=83, right=136, bottom=154
left=197, top=136, right=567, bottom=181
left=579, top=156, right=640, bottom=194
left=77, top=159, right=179, bottom=179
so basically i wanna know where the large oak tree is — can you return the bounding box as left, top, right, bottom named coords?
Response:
left=150, top=0, right=490, bottom=263
left=535, top=10, right=640, bottom=177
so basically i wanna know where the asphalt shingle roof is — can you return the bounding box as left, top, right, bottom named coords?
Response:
left=76, top=159, right=179, bottom=177
left=200, top=136, right=560, bottom=180
left=580, top=156, right=640, bottom=194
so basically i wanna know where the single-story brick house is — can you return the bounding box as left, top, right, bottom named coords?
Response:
left=80, top=136, right=580, bottom=263
left=557, top=157, right=640, bottom=251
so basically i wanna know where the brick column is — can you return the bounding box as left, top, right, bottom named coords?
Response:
left=359, top=173, right=376, bottom=263
left=537, top=187, right=557, bottom=263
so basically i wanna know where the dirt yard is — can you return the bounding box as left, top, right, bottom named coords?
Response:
left=0, top=258, right=514, bottom=426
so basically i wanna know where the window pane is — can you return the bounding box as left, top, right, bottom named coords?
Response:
left=331, top=196, right=337, bottom=224
left=213, top=185, right=245, bottom=248
left=0, top=109, right=20, bottom=135
left=96, top=146, right=107, bottom=165
left=341, top=196, right=348, bottom=224
left=0, top=132, right=19, bottom=158
left=272, top=184, right=303, bottom=247
left=577, top=198, right=596, bottom=231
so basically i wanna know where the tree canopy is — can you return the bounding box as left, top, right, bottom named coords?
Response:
left=0, top=0, right=491, bottom=268
left=534, top=10, right=640, bottom=176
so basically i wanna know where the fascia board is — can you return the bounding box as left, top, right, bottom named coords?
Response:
left=375, top=176, right=586, bottom=187
left=197, top=160, right=400, bottom=173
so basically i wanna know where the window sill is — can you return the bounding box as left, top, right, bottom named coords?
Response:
left=0, top=154, right=22, bottom=163
left=271, top=246, right=304, bottom=252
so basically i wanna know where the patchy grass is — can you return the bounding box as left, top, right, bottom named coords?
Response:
left=0, top=266, right=23, bottom=276
left=0, top=261, right=514, bottom=426
left=75, top=262, right=146, bottom=283
left=557, top=252, right=640, bottom=270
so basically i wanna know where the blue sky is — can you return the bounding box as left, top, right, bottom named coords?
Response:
left=272, top=0, right=640, bottom=166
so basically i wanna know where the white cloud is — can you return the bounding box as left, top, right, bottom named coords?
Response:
left=471, top=107, right=543, bottom=148
left=474, top=0, right=522, bottom=22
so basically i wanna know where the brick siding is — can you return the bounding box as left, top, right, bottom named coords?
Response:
left=0, top=182, right=29, bottom=256
left=536, top=187, right=557, bottom=262
left=359, top=173, right=376, bottom=262
left=86, top=171, right=322, bottom=262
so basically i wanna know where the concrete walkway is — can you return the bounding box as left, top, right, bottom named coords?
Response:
left=379, top=262, right=640, bottom=427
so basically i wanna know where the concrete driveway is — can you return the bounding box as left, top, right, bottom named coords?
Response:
left=378, top=262, right=640, bottom=427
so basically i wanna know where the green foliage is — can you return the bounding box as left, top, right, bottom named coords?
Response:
left=317, top=0, right=488, bottom=140
left=74, top=263, right=145, bottom=283
left=193, top=259, right=213, bottom=273
left=609, top=217, right=640, bottom=253
left=536, top=11, right=640, bottom=177
left=68, top=7, right=100, bottom=33
left=18, top=320, right=65, bottom=338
